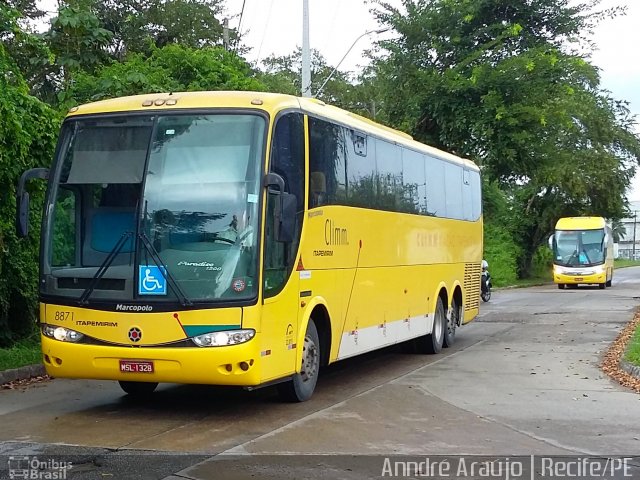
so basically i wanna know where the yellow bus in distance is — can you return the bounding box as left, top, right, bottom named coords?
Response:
left=17, top=91, right=483, bottom=402
left=550, top=216, right=614, bottom=290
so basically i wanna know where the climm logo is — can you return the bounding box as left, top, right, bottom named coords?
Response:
left=325, top=219, right=348, bottom=246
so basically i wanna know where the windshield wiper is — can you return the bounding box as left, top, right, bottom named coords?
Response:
left=79, top=231, right=133, bottom=304
left=78, top=231, right=192, bottom=307
left=138, top=232, right=192, bottom=307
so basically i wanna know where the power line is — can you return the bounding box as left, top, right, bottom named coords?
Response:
left=255, top=0, right=274, bottom=65
left=236, top=0, right=247, bottom=50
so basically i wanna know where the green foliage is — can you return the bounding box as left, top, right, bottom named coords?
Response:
left=0, top=332, right=41, bottom=370
left=531, top=244, right=553, bottom=279
left=614, top=258, right=640, bottom=269
left=0, top=2, right=53, bottom=97
left=93, top=0, right=230, bottom=60
left=66, top=44, right=264, bottom=104
left=0, top=42, right=60, bottom=346
left=483, top=221, right=521, bottom=287
left=46, top=1, right=113, bottom=76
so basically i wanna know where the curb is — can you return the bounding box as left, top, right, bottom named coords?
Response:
left=0, top=364, right=46, bottom=386
left=620, top=358, right=640, bottom=379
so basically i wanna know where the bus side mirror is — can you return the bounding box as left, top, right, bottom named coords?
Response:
left=264, top=172, right=296, bottom=243
left=17, top=191, right=31, bottom=238
left=16, top=167, right=49, bottom=238
left=274, top=193, right=296, bottom=243
left=547, top=234, right=554, bottom=249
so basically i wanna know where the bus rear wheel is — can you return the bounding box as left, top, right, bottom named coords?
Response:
left=418, top=296, right=445, bottom=354
left=443, top=298, right=460, bottom=348
left=118, top=381, right=158, bottom=396
left=277, top=320, right=320, bottom=402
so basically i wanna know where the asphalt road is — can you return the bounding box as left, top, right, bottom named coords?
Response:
left=1, top=268, right=640, bottom=479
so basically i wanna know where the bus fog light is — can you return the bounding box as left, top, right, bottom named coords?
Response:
left=192, top=329, right=255, bottom=347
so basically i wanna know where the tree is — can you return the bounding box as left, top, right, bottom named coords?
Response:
left=91, top=0, right=231, bottom=60
left=0, top=9, right=60, bottom=344
left=372, top=0, right=640, bottom=276
left=66, top=44, right=264, bottom=104
left=1, top=2, right=52, bottom=98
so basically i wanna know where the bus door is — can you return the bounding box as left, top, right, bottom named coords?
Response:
left=260, top=112, right=306, bottom=382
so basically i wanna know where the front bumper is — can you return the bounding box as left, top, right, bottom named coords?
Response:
left=41, top=335, right=261, bottom=386
left=553, top=272, right=606, bottom=285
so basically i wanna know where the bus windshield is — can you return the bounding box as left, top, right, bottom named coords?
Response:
left=43, top=113, right=266, bottom=303
left=554, top=228, right=606, bottom=267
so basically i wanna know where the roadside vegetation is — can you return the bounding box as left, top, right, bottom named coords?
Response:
left=625, top=323, right=640, bottom=368
left=0, top=334, right=41, bottom=371
left=2, top=0, right=640, bottom=349
left=614, top=259, right=640, bottom=269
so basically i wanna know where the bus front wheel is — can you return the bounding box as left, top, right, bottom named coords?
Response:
left=118, top=381, right=158, bottom=396
left=277, top=320, right=320, bottom=402
left=557, top=284, right=565, bottom=290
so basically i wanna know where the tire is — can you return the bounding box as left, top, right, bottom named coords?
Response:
left=481, top=291, right=491, bottom=302
left=557, top=284, right=565, bottom=290
left=599, top=282, right=606, bottom=290
left=443, top=298, right=461, bottom=348
left=418, top=296, right=445, bottom=354
left=277, top=320, right=320, bottom=402
left=118, top=381, right=158, bottom=396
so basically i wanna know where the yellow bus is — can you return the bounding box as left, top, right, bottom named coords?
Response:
left=550, top=216, right=614, bottom=290
left=16, top=91, right=482, bottom=401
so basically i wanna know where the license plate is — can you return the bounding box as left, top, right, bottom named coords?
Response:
left=119, top=360, right=154, bottom=373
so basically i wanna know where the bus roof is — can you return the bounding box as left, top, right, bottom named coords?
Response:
left=66, top=91, right=479, bottom=172
left=555, top=217, right=606, bottom=230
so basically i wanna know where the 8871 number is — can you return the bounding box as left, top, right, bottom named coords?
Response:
left=53, top=311, right=73, bottom=321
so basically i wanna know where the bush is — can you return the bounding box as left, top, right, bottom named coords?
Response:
left=0, top=46, right=60, bottom=346
left=531, top=244, right=553, bottom=279
left=483, top=221, right=520, bottom=287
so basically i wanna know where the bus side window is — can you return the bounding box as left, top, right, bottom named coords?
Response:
left=264, top=112, right=305, bottom=297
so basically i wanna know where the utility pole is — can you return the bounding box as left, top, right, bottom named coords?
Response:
left=301, top=0, right=311, bottom=97
left=223, top=18, right=229, bottom=50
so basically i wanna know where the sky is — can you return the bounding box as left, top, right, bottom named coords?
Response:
left=36, top=0, right=640, bottom=199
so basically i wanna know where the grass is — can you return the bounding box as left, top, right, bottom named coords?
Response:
left=0, top=335, right=42, bottom=371
left=614, top=259, right=640, bottom=268
left=625, top=323, right=640, bottom=367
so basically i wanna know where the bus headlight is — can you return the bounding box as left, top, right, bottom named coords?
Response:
left=42, top=324, right=84, bottom=343
left=192, top=329, right=255, bottom=347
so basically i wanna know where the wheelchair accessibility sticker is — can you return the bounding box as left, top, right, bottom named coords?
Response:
left=138, top=265, right=167, bottom=295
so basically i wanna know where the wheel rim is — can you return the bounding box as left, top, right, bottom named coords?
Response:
left=300, top=334, right=319, bottom=383
left=435, top=306, right=444, bottom=342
